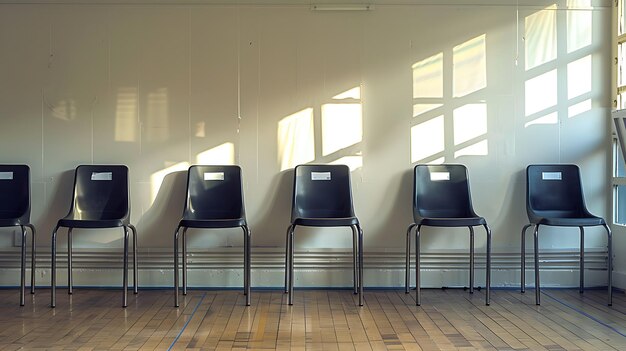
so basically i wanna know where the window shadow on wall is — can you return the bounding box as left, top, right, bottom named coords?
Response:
left=137, top=170, right=187, bottom=247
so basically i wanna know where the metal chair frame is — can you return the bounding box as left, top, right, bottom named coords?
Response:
left=405, top=164, right=491, bottom=306
left=284, top=164, right=364, bottom=306
left=173, top=165, right=251, bottom=307
left=51, top=165, right=138, bottom=308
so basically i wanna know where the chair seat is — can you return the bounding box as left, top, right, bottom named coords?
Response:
left=533, top=216, right=605, bottom=227
left=417, top=216, right=486, bottom=227
left=0, top=218, right=25, bottom=227
left=293, top=217, right=359, bottom=227
left=58, top=218, right=127, bottom=228
left=180, top=218, right=246, bottom=229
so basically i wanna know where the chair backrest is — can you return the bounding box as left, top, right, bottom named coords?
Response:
left=183, top=165, right=245, bottom=220
left=67, top=165, right=130, bottom=221
left=526, top=164, right=588, bottom=219
left=0, top=164, right=30, bottom=223
left=291, top=164, right=355, bottom=220
left=413, top=164, right=477, bottom=220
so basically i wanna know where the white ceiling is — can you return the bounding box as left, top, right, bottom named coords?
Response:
left=0, top=0, right=613, bottom=7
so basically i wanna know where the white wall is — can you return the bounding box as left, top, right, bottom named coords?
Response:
left=0, top=1, right=614, bottom=288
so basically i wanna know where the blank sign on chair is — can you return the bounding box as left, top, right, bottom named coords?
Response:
left=311, top=172, right=331, bottom=181
left=0, top=172, right=14, bottom=180
left=204, top=172, right=225, bottom=181
left=91, top=172, right=112, bottom=181
left=541, top=172, right=562, bottom=180
left=430, top=172, right=450, bottom=181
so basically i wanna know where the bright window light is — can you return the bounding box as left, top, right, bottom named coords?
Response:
left=114, top=87, right=137, bottom=142
left=525, top=112, right=558, bottom=128
left=567, top=55, right=592, bottom=100
left=196, top=142, right=235, bottom=165
left=453, top=103, right=487, bottom=146
left=567, top=0, right=592, bottom=53
left=412, top=53, right=443, bottom=98
left=454, top=140, right=488, bottom=158
left=411, top=116, right=444, bottom=163
left=525, top=69, right=557, bottom=116
left=453, top=35, right=487, bottom=97
left=150, top=161, right=190, bottom=203
left=525, top=5, right=557, bottom=70
left=277, top=108, right=315, bottom=171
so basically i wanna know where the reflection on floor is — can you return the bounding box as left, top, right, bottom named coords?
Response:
left=0, top=288, right=625, bottom=350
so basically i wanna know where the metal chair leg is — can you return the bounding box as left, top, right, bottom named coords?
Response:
left=243, top=226, right=251, bottom=306
left=521, top=224, right=532, bottom=293
left=469, top=226, right=475, bottom=294
left=51, top=225, right=60, bottom=308
left=129, top=224, right=138, bottom=294
left=579, top=226, right=584, bottom=294
left=604, top=223, right=612, bottom=306
left=284, top=225, right=292, bottom=294
left=247, top=227, right=252, bottom=306
left=68, top=228, right=73, bottom=295
left=20, top=226, right=26, bottom=306
left=182, top=227, right=189, bottom=296
left=27, top=224, right=36, bottom=295
left=405, top=224, right=416, bottom=294
left=357, top=224, right=364, bottom=306
left=122, top=226, right=129, bottom=308
left=484, top=224, right=492, bottom=306
left=415, top=225, right=422, bottom=306
left=351, top=225, right=358, bottom=294
left=288, top=226, right=295, bottom=306
left=174, top=225, right=182, bottom=307
left=534, top=225, right=540, bottom=305
left=242, top=227, right=247, bottom=297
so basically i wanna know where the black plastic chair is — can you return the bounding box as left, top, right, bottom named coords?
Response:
left=284, top=164, right=364, bottom=306
left=405, top=164, right=492, bottom=306
left=521, top=164, right=612, bottom=305
left=0, top=165, right=36, bottom=306
left=51, top=165, right=138, bottom=308
left=174, top=165, right=251, bottom=307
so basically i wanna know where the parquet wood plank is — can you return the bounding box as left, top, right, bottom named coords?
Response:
left=0, top=288, right=625, bottom=350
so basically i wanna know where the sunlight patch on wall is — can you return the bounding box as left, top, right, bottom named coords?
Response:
left=321, top=103, right=363, bottom=156
left=278, top=108, right=315, bottom=171
left=454, top=140, right=488, bottom=158
left=525, top=112, right=558, bottom=128
left=568, top=99, right=592, bottom=118
left=567, top=0, right=592, bottom=53
left=525, top=69, right=557, bottom=116
left=453, top=35, right=487, bottom=97
left=453, top=103, right=487, bottom=146
left=195, top=122, right=205, bottom=138
left=411, top=116, right=444, bottom=163
left=413, top=104, right=443, bottom=117
left=49, top=99, right=77, bottom=121
left=427, top=157, right=445, bottom=165
left=333, top=87, right=361, bottom=100
left=330, top=155, right=363, bottom=172
left=525, top=5, right=557, bottom=70
left=196, top=142, right=235, bottom=165
left=114, top=87, right=137, bottom=142
left=413, top=53, right=443, bottom=98
left=145, top=88, right=170, bottom=142
left=150, top=161, right=190, bottom=203
left=567, top=55, right=592, bottom=100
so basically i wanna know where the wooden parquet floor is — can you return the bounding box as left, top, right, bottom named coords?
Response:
left=1, top=288, right=626, bottom=350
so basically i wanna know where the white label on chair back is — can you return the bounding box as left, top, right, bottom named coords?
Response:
left=311, top=171, right=331, bottom=181
left=542, top=171, right=562, bottom=180
left=91, top=172, right=112, bottom=181
left=430, top=172, right=450, bottom=181
left=0, top=172, right=13, bottom=180
left=204, top=172, right=224, bottom=181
